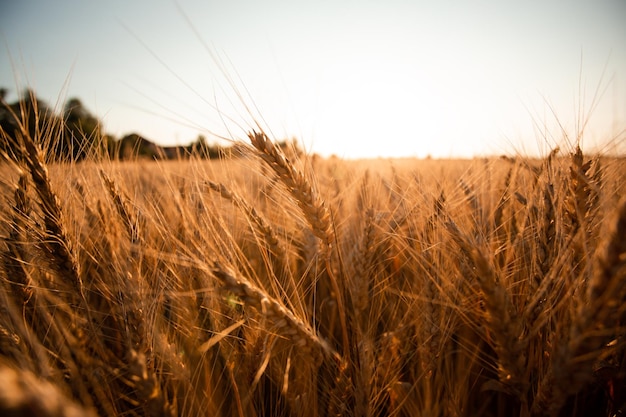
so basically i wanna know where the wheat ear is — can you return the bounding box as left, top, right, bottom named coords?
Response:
left=248, top=131, right=334, bottom=245
left=446, top=220, right=528, bottom=400
left=100, top=170, right=142, bottom=244
left=21, top=132, right=83, bottom=299
left=564, top=145, right=592, bottom=234
left=3, top=171, right=33, bottom=304
left=532, top=197, right=626, bottom=416
left=247, top=131, right=350, bottom=354
left=211, top=262, right=339, bottom=361
left=352, top=207, right=376, bottom=320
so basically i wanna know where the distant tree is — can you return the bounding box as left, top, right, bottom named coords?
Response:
left=1, top=89, right=116, bottom=161
left=0, top=89, right=15, bottom=158
left=118, top=133, right=160, bottom=160
left=189, top=134, right=223, bottom=159
left=0, top=88, right=62, bottom=160
left=18, top=88, right=57, bottom=137
left=102, top=133, right=117, bottom=158
left=193, top=134, right=208, bottom=152
left=62, top=97, right=105, bottom=160
left=0, top=88, right=13, bottom=142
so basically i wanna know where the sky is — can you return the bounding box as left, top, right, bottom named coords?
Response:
left=1, top=0, right=625, bottom=159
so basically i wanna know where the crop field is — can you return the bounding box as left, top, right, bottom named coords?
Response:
left=0, top=127, right=625, bottom=416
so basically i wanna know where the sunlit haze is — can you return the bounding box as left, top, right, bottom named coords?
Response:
left=1, top=0, right=625, bottom=159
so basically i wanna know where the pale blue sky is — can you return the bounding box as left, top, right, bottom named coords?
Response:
left=1, top=0, right=625, bottom=158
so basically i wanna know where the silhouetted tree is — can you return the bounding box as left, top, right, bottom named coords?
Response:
left=0, top=89, right=113, bottom=161
left=62, top=97, right=107, bottom=160
left=118, top=133, right=160, bottom=160
left=0, top=88, right=61, bottom=160
left=189, top=134, right=223, bottom=159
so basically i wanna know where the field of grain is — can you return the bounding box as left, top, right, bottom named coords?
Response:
left=0, top=129, right=625, bottom=417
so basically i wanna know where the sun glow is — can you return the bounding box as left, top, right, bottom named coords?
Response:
left=1, top=0, right=624, bottom=158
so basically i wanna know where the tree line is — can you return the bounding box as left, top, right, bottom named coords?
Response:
left=0, top=88, right=234, bottom=161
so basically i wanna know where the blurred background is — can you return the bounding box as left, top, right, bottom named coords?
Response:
left=1, top=0, right=625, bottom=159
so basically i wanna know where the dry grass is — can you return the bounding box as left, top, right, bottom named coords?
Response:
left=1, top=119, right=626, bottom=417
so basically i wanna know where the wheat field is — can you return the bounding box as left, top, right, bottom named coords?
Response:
left=0, top=123, right=625, bottom=417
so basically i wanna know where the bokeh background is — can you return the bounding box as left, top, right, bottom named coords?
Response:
left=1, top=0, right=625, bottom=159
